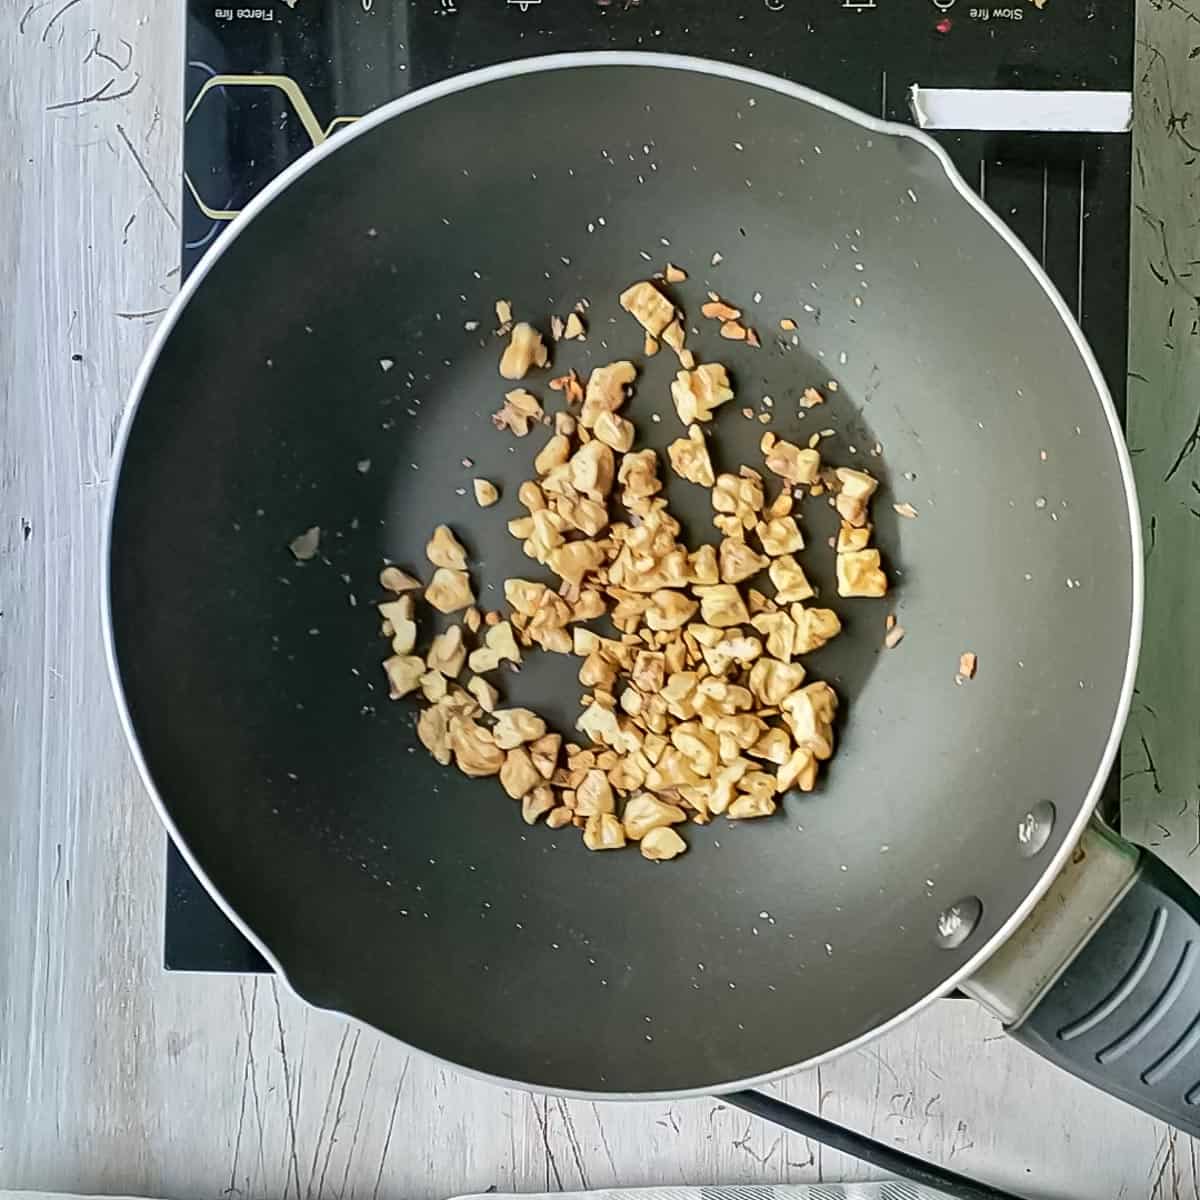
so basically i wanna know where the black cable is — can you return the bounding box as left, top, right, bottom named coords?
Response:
left=723, top=1089, right=1031, bottom=1200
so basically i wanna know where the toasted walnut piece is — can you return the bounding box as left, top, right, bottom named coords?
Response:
left=492, top=708, right=547, bottom=750
left=748, top=658, right=808, bottom=707
left=575, top=769, right=615, bottom=816
left=548, top=540, right=605, bottom=588
left=644, top=589, right=699, bottom=632
left=729, top=772, right=778, bottom=819
left=427, top=625, right=467, bottom=676
left=701, top=632, right=763, bottom=676
left=500, top=747, right=541, bottom=798
left=558, top=496, right=609, bottom=537
left=534, top=436, right=571, bottom=478
left=632, top=650, right=666, bottom=695
left=665, top=424, right=715, bottom=488
left=694, top=584, right=749, bottom=628
left=466, top=675, right=499, bottom=713
left=661, top=320, right=691, bottom=367
left=499, top=322, right=549, bottom=380
left=624, top=794, right=687, bottom=842
left=835, top=467, right=880, bottom=527
left=704, top=757, right=747, bottom=815
left=379, top=566, right=420, bottom=594
left=643, top=825, right=691, bottom=864
left=425, top=567, right=474, bottom=613
left=504, top=578, right=548, bottom=617
left=581, top=361, right=637, bottom=429
left=777, top=747, right=819, bottom=793
left=750, top=610, right=796, bottom=660
left=493, top=387, right=544, bottom=437
left=664, top=263, right=688, bottom=283
left=769, top=555, right=814, bottom=603
left=289, top=525, right=321, bottom=561
left=383, top=654, right=424, bottom=699
left=419, top=669, right=448, bottom=702
left=619, top=280, right=676, bottom=337
left=568, top=440, right=616, bottom=499
left=702, top=298, right=742, bottom=321
left=837, top=522, right=873, bottom=553
left=546, top=806, right=574, bottom=829
left=521, top=785, right=556, bottom=825
left=616, top=448, right=661, bottom=511
left=719, top=538, right=768, bottom=584
left=467, top=620, right=522, bottom=673
left=563, top=312, right=586, bottom=340
left=757, top=516, right=805, bottom=557
left=417, top=704, right=453, bottom=765
left=495, top=298, right=513, bottom=329
left=450, top=717, right=506, bottom=777
left=720, top=320, right=748, bottom=341
left=790, top=606, right=842, bottom=655
left=958, top=651, right=978, bottom=680
left=763, top=437, right=821, bottom=485
left=528, top=733, right=562, bottom=780
left=644, top=333, right=660, bottom=357
left=593, top=410, right=636, bottom=452
left=801, top=387, right=825, bottom=409
left=426, top=524, right=468, bottom=570
left=583, top=812, right=626, bottom=851
left=379, top=597, right=417, bottom=654
left=748, top=726, right=792, bottom=765
left=464, top=607, right=483, bottom=634
left=781, top=681, right=838, bottom=760
left=473, top=479, right=499, bottom=507
left=837, top=548, right=888, bottom=598
left=671, top=363, right=735, bottom=425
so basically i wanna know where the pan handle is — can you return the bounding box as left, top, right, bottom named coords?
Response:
left=964, top=821, right=1200, bottom=1134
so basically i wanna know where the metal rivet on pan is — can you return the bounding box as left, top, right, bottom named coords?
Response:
left=934, top=896, right=982, bottom=950
left=1017, top=801, right=1056, bottom=858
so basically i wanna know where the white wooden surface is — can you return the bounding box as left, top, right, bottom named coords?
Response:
left=2, top=3, right=1197, bottom=1198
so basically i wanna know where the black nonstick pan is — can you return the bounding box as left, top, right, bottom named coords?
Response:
left=106, top=52, right=1199, bottom=1186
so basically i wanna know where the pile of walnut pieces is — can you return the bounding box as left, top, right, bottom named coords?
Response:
left=377, top=273, right=890, bottom=863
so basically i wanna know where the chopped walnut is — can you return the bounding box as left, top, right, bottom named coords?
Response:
left=383, top=654, right=424, bottom=699
left=467, top=620, right=522, bottom=672
left=417, top=703, right=453, bottom=765
left=671, top=363, right=734, bottom=425
left=695, top=584, right=750, bottom=627
left=667, top=424, right=715, bottom=487
left=762, top=434, right=821, bottom=486
left=836, top=549, right=887, bottom=598
left=748, top=658, right=807, bottom=706
left=665, top=263, right=688, bottom=283
left=593, top=410, right=636, bottom=452
left=493, top=388, right=544, bottom=436
left=719, top=538, right=768, bottom=584
left=450, top=717, right=506, bottom=777
left=581, top=361, right=637, bottom=430
left=564, top=312, right=586, bottom=341
left=791, top=605, right=842, bottom=654
left=473, top=479, right=499, bottom=507
left=380, top=565, right=421, bottom=593
left=645, top=589, right=699, bottom=632
left=583, top=812, right=626, bottom=851
left=499, top=322, right=549, bottom=380
left=837, top=522, right=872, bottom=553
left=466, top=675, right=500, bottom=713
left=492, top=708, right=548, bottom=750
left=801, top=387, right=825, bottom=409
left=640, top=825, right=687, bottom=860
left=769, top=555, right=814, bottom=603
left=425, top=568, right=474, bottom=613
left=568, top=440, right=615, bottom=500
left=289, top=526, right=321, bottom=561
left=777, top=747, right=818, bottom=793
left=619, top=280, right=676, bottom=337
left=750, top=610, right=796, bottom=660
left=522, top=785, right=556, bottom=825
left=781, top=682, right=838, bottom=760
left=427, top=625, right=467, bottom=676
left=756, top=516, right=805, bottom=558
left=426, top=524, right=468, bottom=570
left=835, top=467, right=879, bottom=528
left=500, top=747, right=541, bottom=798
left=958, top=651, right=978, bottom=681
left=379, top=596, right=417, bottom=654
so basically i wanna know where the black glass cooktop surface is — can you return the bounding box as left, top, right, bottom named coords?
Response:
left=170, top=0, right=1133, bottom=972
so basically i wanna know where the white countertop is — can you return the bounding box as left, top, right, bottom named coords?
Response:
left=2, top=2, right=1197, bottom=1197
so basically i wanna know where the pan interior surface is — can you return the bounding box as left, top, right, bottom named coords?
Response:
left=108, top=58, right=1137, bottom=1094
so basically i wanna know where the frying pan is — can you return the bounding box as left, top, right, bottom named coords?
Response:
left=104, top=51, right=1200, bottom=1173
